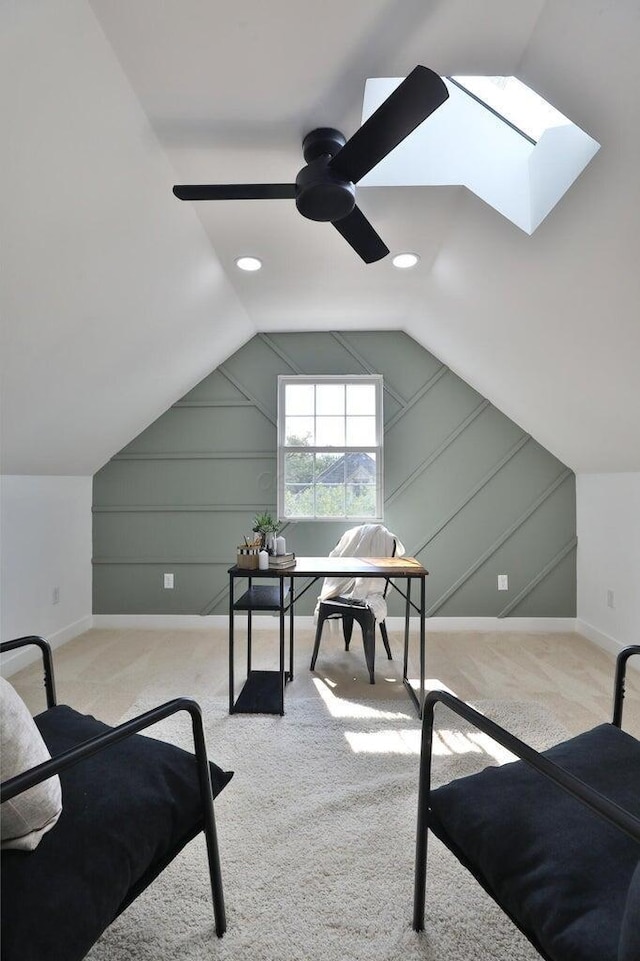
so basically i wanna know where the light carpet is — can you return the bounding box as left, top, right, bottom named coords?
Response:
left=87, top=674, right=568, bottom=961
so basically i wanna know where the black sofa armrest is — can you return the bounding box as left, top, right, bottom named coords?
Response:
left=0, top=635, right=57, bottom=707
left=3, top=696, right=209, bottom=799
left=613, top=644, right=640, bottom=727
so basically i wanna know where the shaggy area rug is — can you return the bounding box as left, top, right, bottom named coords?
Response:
left=87, top=674, right=568, bottom=961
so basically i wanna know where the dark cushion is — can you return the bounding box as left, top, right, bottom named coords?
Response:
left=429, top=723, right=640, bottom=961
left=619, top=860, right=640, bottom=961
left=1, top=705, right=233, bottom=961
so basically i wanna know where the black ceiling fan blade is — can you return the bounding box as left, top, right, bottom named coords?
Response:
left=332, top=206, right=389, bottom=264
left=173, top=184, right=296, bottom=201
left=329, top=66, right=449, bottom=185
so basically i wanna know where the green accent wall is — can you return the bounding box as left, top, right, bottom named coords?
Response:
left=93, top=331, right=576, bottom=616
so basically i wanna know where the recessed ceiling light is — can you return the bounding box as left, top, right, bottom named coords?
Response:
left=235, top=256, right=262, bottom=272
left=392, top=252, right=419, bottom=269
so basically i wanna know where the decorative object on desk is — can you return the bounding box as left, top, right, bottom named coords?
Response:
left=275, top=535, right=286, bottom=556
left=258, top=550, right=269, bottom=571
left=251, top=512, right=281, bottom=552
left=236, top=545, right=260, bottom=570
left=268, top=552, right=296, bottom=569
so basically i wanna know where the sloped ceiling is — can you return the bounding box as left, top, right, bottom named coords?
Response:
left=1, top=0, right=639, bottom=475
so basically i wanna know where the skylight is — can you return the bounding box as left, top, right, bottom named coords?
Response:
left=449, top=75, right=571, bottom=143
left=359, top=74, right=600, bottom=234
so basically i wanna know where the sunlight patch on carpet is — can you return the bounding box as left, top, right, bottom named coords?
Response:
left=343, top=727, right=517, bottom=760
left=344, top=727, right=420, bottom=754
left=437, top=728, right=518, bottom=765
left=312, top=676, right=413, bottom=719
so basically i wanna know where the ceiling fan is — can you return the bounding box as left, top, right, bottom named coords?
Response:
left=173, top=66, right=449, bottom=264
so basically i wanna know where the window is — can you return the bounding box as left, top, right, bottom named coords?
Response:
left=277, top=375, right=383, bottom=522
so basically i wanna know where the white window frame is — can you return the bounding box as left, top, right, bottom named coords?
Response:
left=277, top=374, right=384, bottom=523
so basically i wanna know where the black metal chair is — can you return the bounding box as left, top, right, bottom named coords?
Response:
left=1, top=636, right=233, bottom=961
left=413, top=645, right=640, bottom=961
left=310, top=538, right=396, bottom=684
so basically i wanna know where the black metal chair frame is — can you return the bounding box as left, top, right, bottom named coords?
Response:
left=413, top=644, right=640, bottom=941
left=0, top=635, right=227, bottom=938
left=310, top=539, right=397, bottom=684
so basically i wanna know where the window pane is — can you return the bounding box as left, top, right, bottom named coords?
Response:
left=284, top=485, right=314, bottom=517
left=285, top=416, right=314, bottom=446
left=285, top=383, right=314, bottom=415
left=346, top=416, right=376, bottom=446
left=316, top=416, right=345, bottom=446
left=346, top=383, right=376, bottom=415
left=284, top=451, right=314, bottom=484
left=316, top=384, right=345, bottom=416
left=346, top=484, right=376, bottom=517
left=314, top=451, right=343, bottom=482
left=343, top=451, right=376, bottom=484
left=316, top=484, right=345, bottom=516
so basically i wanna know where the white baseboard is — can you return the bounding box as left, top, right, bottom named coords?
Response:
left=575, top=618, right=629, bottom=657
left=92, top=614, right=577, bottom=633
left=0, top=615, right=93, bottom=677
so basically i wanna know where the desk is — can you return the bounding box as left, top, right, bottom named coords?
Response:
left=228, top=556, right=428, bottom=717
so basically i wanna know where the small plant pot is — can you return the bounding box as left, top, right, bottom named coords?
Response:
left=236, top=547, right=260, bottom=570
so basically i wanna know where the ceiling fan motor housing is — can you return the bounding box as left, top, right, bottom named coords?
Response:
left=295, top=127, right=355, bottom=222
left=302, top=127, right=346, bottom=163
left=295, top=159, right=355, bottom=222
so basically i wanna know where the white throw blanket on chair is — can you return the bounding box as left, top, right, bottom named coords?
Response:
left=315, top=523, right=405, bottom=623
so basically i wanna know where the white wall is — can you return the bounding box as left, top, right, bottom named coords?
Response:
left=0, top=475, right=93, bottom=674
left=576, top=472, right=640, bottom=652
left=1, top=0, right=252, bottom=475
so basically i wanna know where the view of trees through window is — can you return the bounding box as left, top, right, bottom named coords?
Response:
left=277, top=377, right=383, bottom=521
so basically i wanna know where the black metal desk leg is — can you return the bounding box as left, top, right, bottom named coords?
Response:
left=289, top=575, right=294, bottom=681
left=419, top=575, right=426, bottom=718
left=279, top=577, right=285, bottom=716
left=403, top=577, right=411, bottom=679
left=247, top=575, right=253, bottom=675
left=228, top=573, right=235, bottom=715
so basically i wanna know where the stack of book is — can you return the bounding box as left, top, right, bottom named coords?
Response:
left=268, top=552, right=296, bottom=569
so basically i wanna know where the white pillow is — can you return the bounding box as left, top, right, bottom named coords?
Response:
left=1, top=676, right=62, bottom=850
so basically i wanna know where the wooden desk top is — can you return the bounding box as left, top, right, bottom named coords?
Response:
left=230, top=556, right=428, bottom=577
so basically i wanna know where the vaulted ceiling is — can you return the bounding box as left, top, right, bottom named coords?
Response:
left=2, top=0, right=639, bottom=475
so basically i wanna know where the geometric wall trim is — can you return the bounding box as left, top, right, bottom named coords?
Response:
left=93, top=330, right=576, bottom=617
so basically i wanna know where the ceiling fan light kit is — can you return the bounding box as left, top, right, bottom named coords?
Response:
left=173, top=66, right=449, bottom=264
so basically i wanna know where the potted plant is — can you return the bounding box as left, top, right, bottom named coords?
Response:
left=252, top=512, right=281, bottom=552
